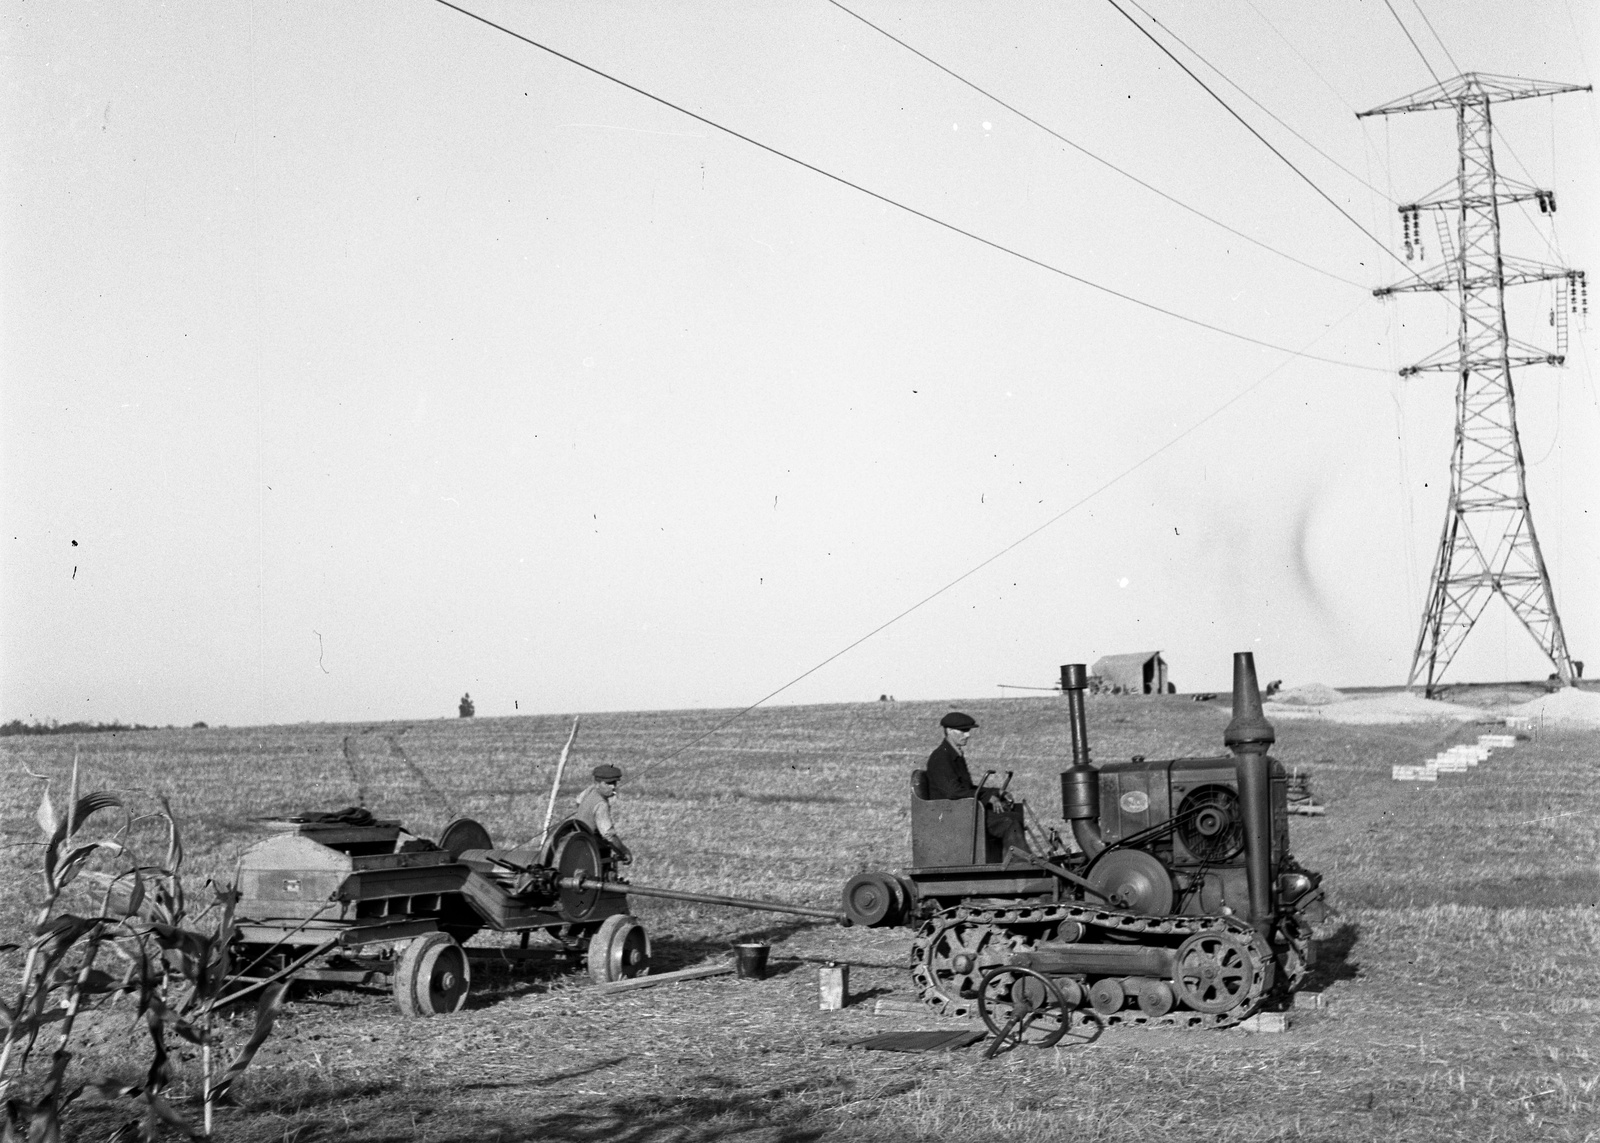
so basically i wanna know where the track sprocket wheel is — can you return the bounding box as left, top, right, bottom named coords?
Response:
left=910, top=917, right=1032, bottom=1017
left=1172, top=931, right=1257, bottom=1014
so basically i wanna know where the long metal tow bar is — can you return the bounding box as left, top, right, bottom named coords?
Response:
left=558, top=874, right=850, bottom=923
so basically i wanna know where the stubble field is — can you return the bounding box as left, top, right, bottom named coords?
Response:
left=3, top=691, right=1598, bottom=1142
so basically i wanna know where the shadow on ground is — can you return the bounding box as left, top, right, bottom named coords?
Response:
left=249, top=1078, right=843, bottom=1143
left=1304, top=920, right=1361, bottom=991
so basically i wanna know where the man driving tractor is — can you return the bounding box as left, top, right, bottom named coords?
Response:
left=925, top=712, right=1027, bottom=855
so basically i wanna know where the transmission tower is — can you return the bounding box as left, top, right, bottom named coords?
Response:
left=1359, top=73, right=1589, bottom=695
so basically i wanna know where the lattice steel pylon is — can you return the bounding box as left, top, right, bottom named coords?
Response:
left=1359, top=73, right=1589, bottom=694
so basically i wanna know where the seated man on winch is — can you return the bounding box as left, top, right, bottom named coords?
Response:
left=925, top=712, right=1028, bottom=857
left=572, top=763, right=633, bottom=864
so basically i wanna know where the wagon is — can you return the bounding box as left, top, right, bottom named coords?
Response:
left=230, top=812, right=649, bottom=1016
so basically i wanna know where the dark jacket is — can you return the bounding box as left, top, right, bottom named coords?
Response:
left=925, top=738, right=978, bottom=800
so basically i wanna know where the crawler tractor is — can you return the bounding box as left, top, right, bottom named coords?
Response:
left=841, top=652, right=1326, bottom=1041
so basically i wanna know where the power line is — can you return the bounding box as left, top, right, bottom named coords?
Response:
left=1381, top=0, right=1444, bottom=88
left=1105, top=0, right=1437, bottom=298
left=1123, top=0, right=1397, bottom=205
left=825, top=0, right=1368, bottom=291
left=432, top=0, right=1390, bottom=372
left=1242, top=0, right=1357, bottom=115
left=1407, top=0, right=1463, bottom=77
left=639, top=299, right=1373, bottom=772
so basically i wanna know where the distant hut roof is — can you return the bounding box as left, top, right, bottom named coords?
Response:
left=1091, top=652, right=1167, bottom=693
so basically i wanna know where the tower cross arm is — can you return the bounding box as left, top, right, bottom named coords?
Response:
left=1375, top=258, right=1577, bottom=297
left=1358, top=73, right=1590, bottom=117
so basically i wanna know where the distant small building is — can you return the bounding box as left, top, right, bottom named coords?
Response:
left=1088, top=652, right=1172, bottom=695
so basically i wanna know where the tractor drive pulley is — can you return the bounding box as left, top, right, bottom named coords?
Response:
left=1085, top=849, right=1173, bottom=916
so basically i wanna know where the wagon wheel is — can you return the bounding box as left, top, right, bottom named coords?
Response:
left=976, top=967, right=1072, bottom=1057
left=586, top=914, right=651, bottom=983
left=393, top=932, right=470, bottom=1017
left=1172, top=932, right=1253, bottom=1014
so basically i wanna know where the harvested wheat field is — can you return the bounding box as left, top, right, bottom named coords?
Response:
left=3, top=690, right=1598, bottom=1142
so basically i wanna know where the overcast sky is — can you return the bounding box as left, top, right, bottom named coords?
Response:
left=3, top=1, right=1597, bottom=728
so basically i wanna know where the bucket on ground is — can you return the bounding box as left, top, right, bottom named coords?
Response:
left=734, top=942, right=770, bottom=979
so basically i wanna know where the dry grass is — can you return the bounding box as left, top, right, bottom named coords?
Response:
left=3, top=696, right=1598, bottom=1141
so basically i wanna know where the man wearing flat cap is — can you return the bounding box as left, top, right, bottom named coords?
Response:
left=926, top=712, right=1027, bottom=853
left=574, top=763, right=632, bottom=863
left=926, top=712, right=984, bottom=800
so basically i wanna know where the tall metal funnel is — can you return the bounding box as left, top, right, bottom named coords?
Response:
left=1224, top=652, right=1276, bottom=937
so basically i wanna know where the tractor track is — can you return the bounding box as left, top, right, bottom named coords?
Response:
left=909, top=899, right=1306, bottom=1030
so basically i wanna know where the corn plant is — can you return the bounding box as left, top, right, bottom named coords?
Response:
left=1, top=759, right=283, bottom=1141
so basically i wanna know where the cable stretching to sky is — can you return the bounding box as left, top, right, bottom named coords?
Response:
left=1124, top=0, right=1396, bottom=204
left=824, top=0, right=1367, bottom=291
left=1104, top=0, right=1426, bottom=288
left=637, top=298, right=1374, bottom=773
left=1381, top=0, right=1445, bottom=87
left=431, top=0, right=1388, bottom=373
left=1408, top=0, right=1464, bottom=76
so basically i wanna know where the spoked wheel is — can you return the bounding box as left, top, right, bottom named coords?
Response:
left=587, top=914, right=651, bottom=983
left=1172, top=932, right=1254, bottom=1014
left=976, top=966, right=1073, bottom=1057
left=393, top=932, right=471, bottom=1017
left=914, top=919, right=1031, bottom=1016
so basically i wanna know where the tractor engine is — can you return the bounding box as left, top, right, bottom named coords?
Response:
left=1059, top=657, right=1321, bottom=933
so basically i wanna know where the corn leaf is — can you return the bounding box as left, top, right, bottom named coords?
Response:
left=77, top=1081, right=141, bottom=1103
left=141, top=1091, right=196, bottom=1139
left=52, top=844, right=99, bottom=892
left=35, top=788, right=57, bottom=838
left=31, top=915, right=100, bottom=965
left=207, top=981, right=288, bottom=1102
left=142, top=993, right=208, bottom=1047
left=63, top=792, right=121, bottom=842
left=0, top=1007, right=67, bottom=1037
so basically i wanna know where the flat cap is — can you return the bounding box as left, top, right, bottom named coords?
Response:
left=592, top=764, right=623, bottom=781
left=939, top=712, right=978, bottom=730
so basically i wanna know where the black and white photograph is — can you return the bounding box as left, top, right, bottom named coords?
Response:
left=3, top=2, right=1597, bottom=1139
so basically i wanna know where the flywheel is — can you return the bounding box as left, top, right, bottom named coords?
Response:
left=553, top=827, right=606, bottom=922
left=1086, top=849, right=1174, bottom=916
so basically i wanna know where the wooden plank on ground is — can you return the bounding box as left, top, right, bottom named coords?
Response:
left=592, top=962, right=735, bottom=994
left=848, top=1030, right=986, bottom=1053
